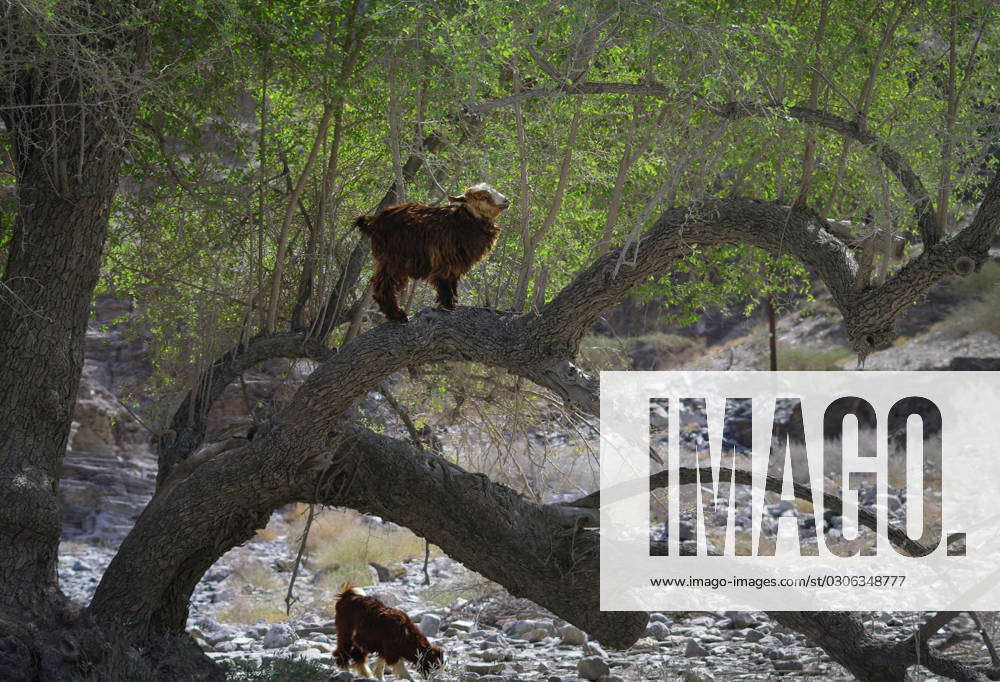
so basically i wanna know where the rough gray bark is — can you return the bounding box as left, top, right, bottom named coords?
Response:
left=0, top=0, right=148, bottom=609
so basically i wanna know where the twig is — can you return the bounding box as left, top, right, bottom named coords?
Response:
left=285, top=503, right=318, bottom=616
left=377, top=382, right=437, bottom=586
left=423, top=540, right=431, bottom=586
left=970, top=612, right=1000, bottom=668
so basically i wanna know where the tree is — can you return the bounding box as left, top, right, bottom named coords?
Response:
left=0, top=1, right=152, bottom=677
left=1, top=0, right=999, bottom=680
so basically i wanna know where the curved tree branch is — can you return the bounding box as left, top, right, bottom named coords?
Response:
left=156, top=332, right=331, bottom=484
left=93, top=170, right=1000, bottom=657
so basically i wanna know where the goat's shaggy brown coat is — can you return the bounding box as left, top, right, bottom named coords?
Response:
left=333, top=585, right=444, bottom=680
left=355, top=183, right=509, bottom=322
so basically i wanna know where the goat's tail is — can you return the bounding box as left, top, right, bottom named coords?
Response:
left=337, top=582, right=366, bottom=600
left=354, top=214, right=375, bottom=236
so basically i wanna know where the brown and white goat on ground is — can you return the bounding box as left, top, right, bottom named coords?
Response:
left=355, top=183, right=509, bottom=322
left=333, top=585, right=445, bottom=680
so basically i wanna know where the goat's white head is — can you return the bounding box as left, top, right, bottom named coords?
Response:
left=449, top=183, right=510, bottom=221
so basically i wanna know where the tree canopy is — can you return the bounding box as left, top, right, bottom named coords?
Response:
left=1, top=1, right=999, bottom=680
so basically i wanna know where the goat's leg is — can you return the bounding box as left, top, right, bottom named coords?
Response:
left=372, top=656, right=387, bottom=681
left=372, top=265, right=409, bottom=322
left=431, top=276, right=459, bottom=310
left=353, top=652, right=374, bottom=678
left=332, top=613, right=356, bottom=669
left=390, top=660, right=416, bottom=681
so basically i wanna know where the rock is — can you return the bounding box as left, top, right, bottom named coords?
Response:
left=230, top=637, right=255, bottom=650
left=583, top=641, right=607, bottom=658
left=949, top=357, right=1000, bottom=371
left=369, top=562, right=392, bottom=583
left=648, top=613, right=670, bottom=624
left=684, top=639, right=709, bottom=657
left=677, top=519, right=696, bottom=540
left=524, top=628, right=549, bottom=643
left=505, top=619, right=553, bottom=638
left=645, top=621, right=669, bottom=640
left=450, top=620, right=475, bottom=632
left=479, top=649, right=514, bottom=662
left=576, top=656, right=610, bottom=680
left=682, top=669, right=716, bottom=682
left=203, top=625, right=241, bottom=646
left=329, top=671, right=354, bottom=682
left=754, top=635, right=781, bottom=648
left=247, top=622, right=269, bottom=638
left=773, top=659, right=804, bottom=671
left=557, top=625, right=587, bottom=645
left=464, top=662, right=503, bottom=675
left=262, top=623, right=297, bottom=648
left=745, top=629, right=767, bottom=643
left=367, top=590, right=401, bottom=608
left=724, top=611, right=757, bottom=629
left=419, top=613, right=442, bottom=637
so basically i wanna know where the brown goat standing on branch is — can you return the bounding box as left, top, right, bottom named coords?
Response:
left=355, top=183, right=509, bottom=322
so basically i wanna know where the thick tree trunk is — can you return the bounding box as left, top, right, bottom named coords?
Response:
left=0, top=157, right=115, bottom=599
left=0, top=5, right=144, bottom=611
left=0, top=5, right=178, bottom=680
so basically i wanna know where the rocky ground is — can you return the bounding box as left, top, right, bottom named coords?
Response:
left=59, top=517, right=990, bottom=682
left=55, top=282, right=1000, bottom=681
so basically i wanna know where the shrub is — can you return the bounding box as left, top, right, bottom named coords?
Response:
left=285, top=508, right=428, bottom=597
left=227, top=658, right=329, bottom=681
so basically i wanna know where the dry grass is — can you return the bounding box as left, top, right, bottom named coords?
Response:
left=216, top=548, right=288, bottom=624
left=217, top=598, right=288, bottom=625
left=419, top=576, right=496, bottom=610
left=947, top=260, right=1000, bottom=297
left=252, top=523, right=281, bottom=542
left=285, top=507, right=429, bottom=593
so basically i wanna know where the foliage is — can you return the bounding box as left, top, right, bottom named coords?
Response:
left=20, top=0, right=979, bottom=420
